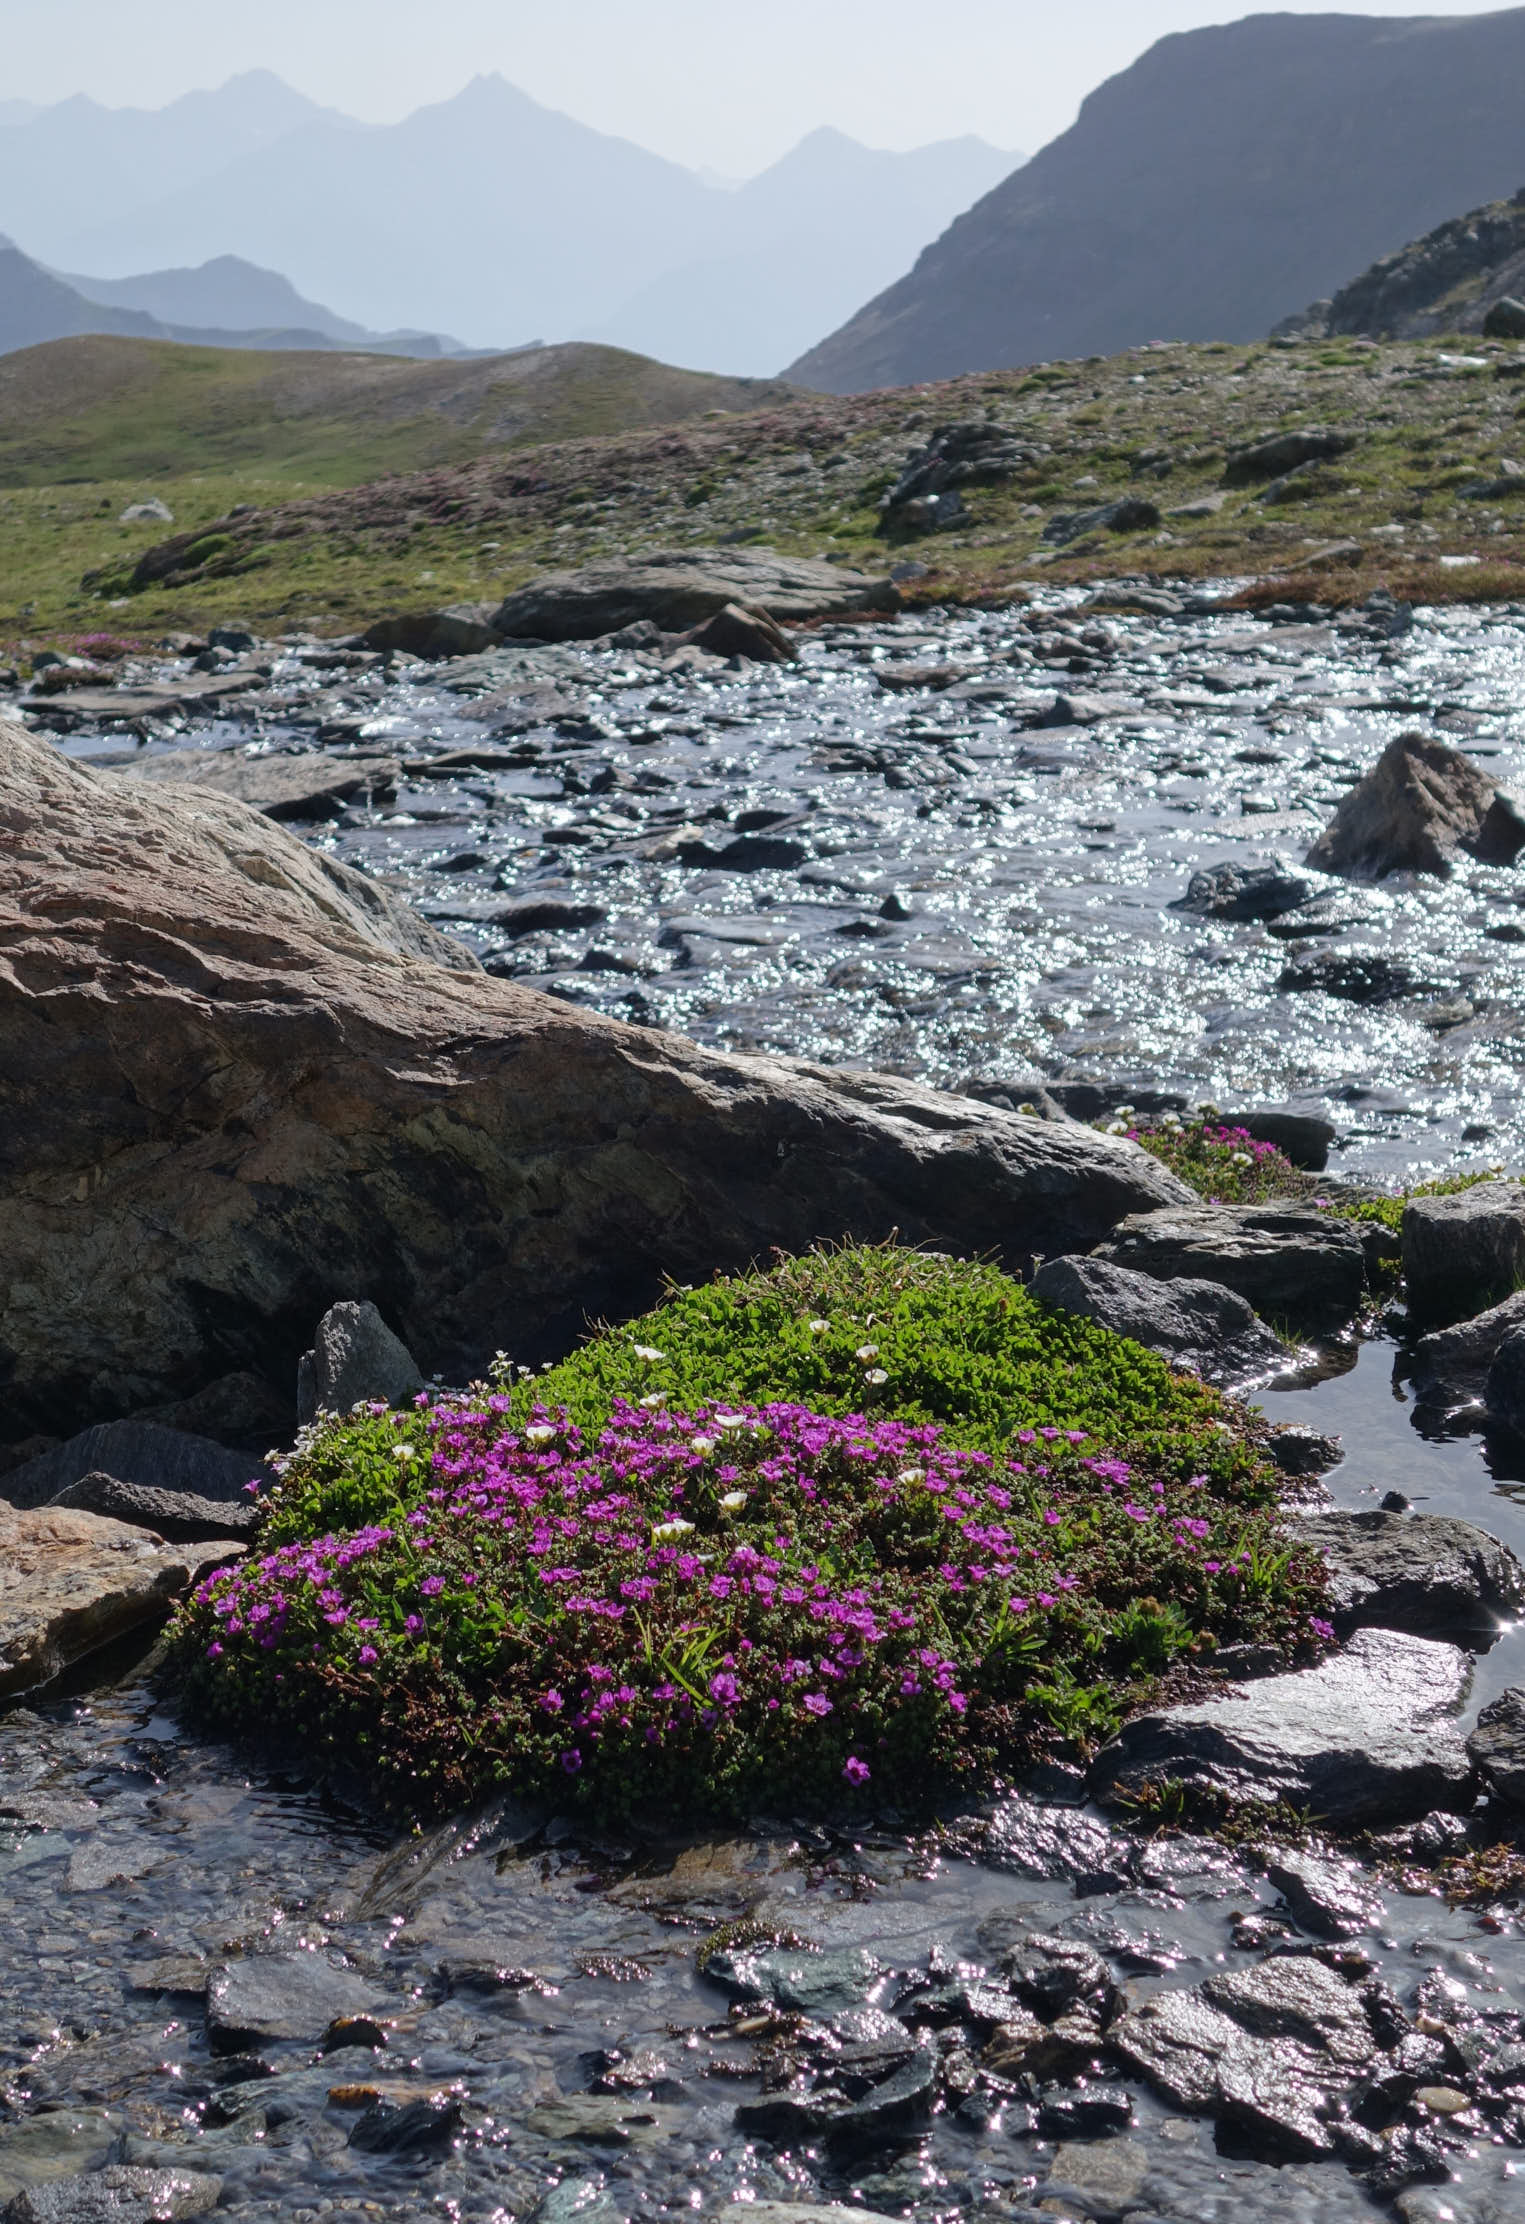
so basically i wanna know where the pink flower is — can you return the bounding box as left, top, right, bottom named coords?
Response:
left=842, top=1756, right=871, bottom=1785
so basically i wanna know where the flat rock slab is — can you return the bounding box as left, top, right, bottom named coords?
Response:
left=1090, top=1628, right=1474, bottom=1826
left=1109, top=1954, right=1388, bottom=2160
left=50, top=1473, right=257, bottom=1546
left=1409, top=1286, right=1525, bottom=1405
left=1402, top=1180, right=1525, bottom=1324
left=206, top=1953, right=384, bottom=2054
left=116, top=748, right=398, bottom=822
left=1032, top=1253, right=1287, bottom=1386
left=1297, top=1508, right=1525, bottom=1642
left=0, top=1504, right=214, bottom=1697
left=22, top=673, right=261, bottom=726
left=1, top=1422, right=268, bottom=1511
left=492, top=549, right=898, bottom=641
left=1094, top=1202, right=1365, bottom=1331
left=3, top=2165, right=221, bottom=2223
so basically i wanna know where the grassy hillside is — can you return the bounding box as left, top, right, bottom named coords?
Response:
left=0, top=335, right=798, bottom=487
left=9, top=331, right=1525, bottom=643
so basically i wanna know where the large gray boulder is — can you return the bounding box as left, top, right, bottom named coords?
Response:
left=1306, top=730, right=1525, bottom=879
left=297, top=1300, right=425, bottom=1423
left=1468, top=1687, right=1525, bottom=1809
left=0, top=723, right=1189, bottom=1452
left=1402, top=1180, right=1525, bottom=1324
left=490, top=549, right=897, bottom=641
left=1093, top=1203, right=1365, bottom=1331
left=1408, top=1285, right=1525, bottom=1406
left=1090, top=1628, right=1474, bottom=1826
left=1296, top=1508, right=1525, bottom=1643
left=0, top=1502, right=221, bottom=1697
left=49, top=1472, right=257, bottom=1546
left=1031, top=1254, right=1287, bottom=1386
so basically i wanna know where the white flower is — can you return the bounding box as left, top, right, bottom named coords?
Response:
left=638, top=1392, right=668, bottom=1410
left=855, top=1344, right=880, bottom=1363
left=689, top=1435, right=717, bottom=1457
left=631, top=1344, right=666, bottom=1363
left=524, top=1424, right=556, bottom=1447
left=719, top=1490, right=748, bottom=1514
left=864, top=1368, right=889, bottom=1386
left=652, top=1518, right=696, bottom=1543
left=1114, top=1104, right=1136, bottom=1120
left=1105, top=1119, right=1128, bottom=1135
left=1231, top=1151, right=1253, bottom=1168
left=896, top=1467, right=925, bottom=1486
left=714, top=1411, right=748, bottom=1432
left=392, top=1445, right=416, bottom=1463
left=808, top=1318, right=830, bottom=1335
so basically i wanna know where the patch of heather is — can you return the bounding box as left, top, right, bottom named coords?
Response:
left=173, top=1396, right=1329, bottom=1821
left=1099, top=1113, right=1303, bottom=1206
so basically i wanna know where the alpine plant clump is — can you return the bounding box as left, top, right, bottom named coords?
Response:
left=175, top=1392, right=1329, bottom=1820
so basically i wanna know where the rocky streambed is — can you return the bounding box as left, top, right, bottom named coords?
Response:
left=20, top=577, right=1525, bottom=1180
left=10, top=578, right=1525, bottom=2224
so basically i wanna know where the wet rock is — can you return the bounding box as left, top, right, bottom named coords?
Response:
left=1002, top=1935, right=1118, bottom=2023
left=1485, top=1322, right=1525, bottom=1432
left=1467, top=1687, right=1525, bottom=1810
left=1036, top=2087, right=1133, bottom=2138
left=1306, top=730, right=1525, bottom=879
left=2, top=2167, right=221, bottom=2223
left=1172, top=858, right=1314, bottom=922
left=206, top=1954, right=382, bottom=2054
left=683, top=602, right=796, bottom=663
left=1111, top=1953, right=1384, bottom=2158
left=0, top=721, right=1191, bottom=1434
left=1094, top=1203, right=1365, bottom=1331
left=1224, top=429, right=1358, bottom=485
left=493, top=896, right=609, bottom=937
left=713, top=2208, right=898, bottom=2224
left=115, top=747, right=398, bottom=823
left=1090, top=1628, right=1474, bottom=1825
left=1277, top=949, right=1434, bottom=1004
left=1264, top=1848, right=1386, bottom=1937
left=734, top=2044, right=937, bottom=2147
left=1042, top=2137, right=1149, bottom=2220
left=0, top=1503, right=213, bottom=1697
left=492, top=550, right=896, bottom=640
left=972, top=1793, right=1133, bottom=1888
left=1265, top=1423, right=1343, bottom=1477
left=348, top=2095, right=463, bottom=2153
left=49, top=1473, right=257, bottom=1545
left=361, top=605, right=499, bottom=659
left=1297, top=1508, right=1524, bottom=1642
left=703, top=1945, right=892, bottom=2039
left=525, top=2098, right=680, bottom=2148
left=1, top=1421, right=267, bottom=1511
left=1031, top=1253, right=1287, bottom=1386
left=295, top=1299, right=424, bottom=1425
left=1403, top=1180, right=1525, bottom=1324
left=1409, top=1285, right=1525, bottom=1404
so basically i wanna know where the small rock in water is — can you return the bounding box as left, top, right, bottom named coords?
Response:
left=3, top=2166, right=220, bottom=2222
left=206, top=1951, right=381, bottom=2054
left=1090, top=1627, right=1475, bottom=1825
left=1467, top=1686, right=1525, bottom=1810
left=1306, top=729, right=1525, bottom=879
left=1295, top=1508, right=1525, bottom=1642
left=348, top=2095, right=463, bottom=2153
left=1409, top=1284, right=1525, bottom=1403
left=296, top=1299, right=424, bottom=1425
left=1264, top=1846, right=1386, bottom=1936
left=1172, top=857, right=1313, bottom=921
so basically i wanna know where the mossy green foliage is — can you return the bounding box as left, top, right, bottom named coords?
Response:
left=171, top=1247, right=1331, bottom=1821
left=1322, top=1171, right=1498, bottom=1235
left=262, top=1247, right=1253, bottom=1549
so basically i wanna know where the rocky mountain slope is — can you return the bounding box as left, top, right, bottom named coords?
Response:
left=791, top=6, right=1525, bottom=392
left=1281, top=189, right=1525, bottom=341
left=0, top=73, right=1016, bottom=372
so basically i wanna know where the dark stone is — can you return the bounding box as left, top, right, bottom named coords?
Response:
left=973, top=1794, right=1133, bottom=1887
left=49, top=1471, right=257, bottom=1544
left=1094, top=1203, right=1365, bottom=1331
left=491, top=897, right=610, bottom=938
left=1486, top=1322, right=1525, bottom=1432
left=348, top=2096, right=464, bottom=2153
left=1223, top=429, right=1357, bottom=485
left=295, top=1299, right=424, bottom=1426
left=679, top=832, right=811, bottom=872
left=362, top=605, right=499, bottom=660
left=1035, top=2086, right=1134, bottom=2137
left=1296, top=1508, right=1525, bottom=1642
left=1042, top=497, right=1161, bottom=546
left=734, top=2044, right=937, bottom=2146
left=1467, top=1686, right=1525, bottom=1809
left=1032, top=1253, right=1286, bottom=1386
left=1306, top=730, right=1525, bottom=880
left=1403, top=1179, right=1525, bottom=1324
left=1409, top=1285, right=1525, bottom=1403
left=206, top=1953, right=380, bottom=2054
left=1277, top=950, right=1431, bottom=1004
left=1218, top=1109, right=1335, bottom=1170
left=1265, top=1423, right=1343, bottom=1477
left=1090, top=1628, right=1474, bottom=1826
left=1264, top=1848, right=1385, bottom=1937
left=683, top=602, right=796, bottom=663
left=1173, top=859, right=1314, bottom=922
left=1483, top=296, right=1525, bottom=339
left=0, top=1421, right=269, bottom=1511
left=492, top=552, right=897, bottom=640
left=1002, top=1935, right=1117, bottom=2023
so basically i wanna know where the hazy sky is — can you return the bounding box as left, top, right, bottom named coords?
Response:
left=2, top=1, right=1510, bottom=173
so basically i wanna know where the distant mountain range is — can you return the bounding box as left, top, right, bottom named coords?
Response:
left=791, top=6, right=1525, bottom=392
left=0, top=238, right=471, bottom=358
left=0, top=72, right=1019, bottom=373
